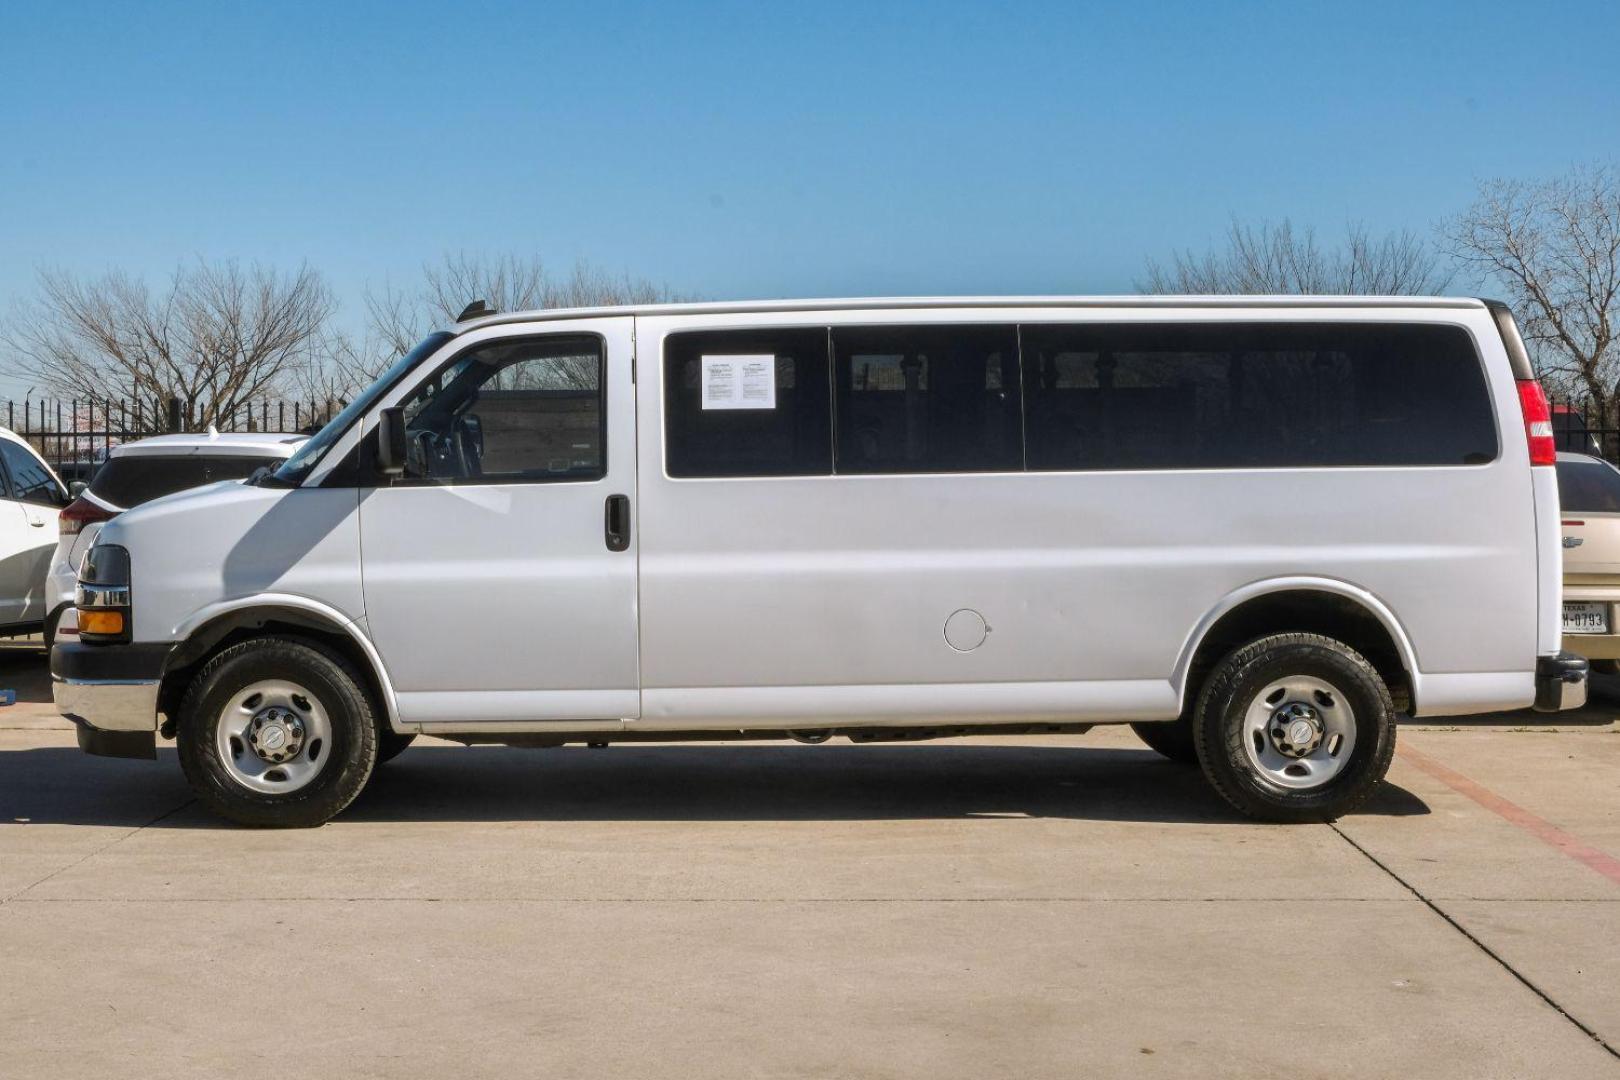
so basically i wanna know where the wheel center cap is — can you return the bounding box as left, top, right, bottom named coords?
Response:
left=1269, top=702, right=1324, bottom=758
left=249, top=709, right=305, bottom=764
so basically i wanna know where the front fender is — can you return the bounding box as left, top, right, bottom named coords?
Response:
left=164, top=594, right=405, bottom=732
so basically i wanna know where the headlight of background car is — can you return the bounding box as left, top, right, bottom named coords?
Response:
left=76, top=544, right=132, bottom=643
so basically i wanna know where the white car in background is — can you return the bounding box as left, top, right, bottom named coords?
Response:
left=48, top=432, right=306, bottom=643
left=0, top=426, right=69, bottom=637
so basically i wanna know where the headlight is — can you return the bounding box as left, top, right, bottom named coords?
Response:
left=76, top=544, right=131, bottom=643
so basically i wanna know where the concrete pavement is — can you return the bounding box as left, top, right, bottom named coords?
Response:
left=2, top=645, right=1618, bottom=1079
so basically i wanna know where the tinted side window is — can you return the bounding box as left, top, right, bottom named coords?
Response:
left=1556, top=458, right=1620, bottom=513
left=401, top=335, right=605, bottom=483
left=1021, top=323, right=1497, bottom=470
left=0, top=440, right=64, bottom=505
left=664, top=328, right=832, bottom=478
left=89, top=455, right=281, bottom=508
left=833, top=325, right=1022, bottom=473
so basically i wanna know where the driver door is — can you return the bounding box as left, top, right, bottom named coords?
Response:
left=359, top=319, right=639, bottom=728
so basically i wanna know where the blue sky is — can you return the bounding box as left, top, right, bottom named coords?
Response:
left=2, top=0, right=1617, bottom=397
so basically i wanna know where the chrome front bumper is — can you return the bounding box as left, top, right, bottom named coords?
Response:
left=53, top=677, right=161, bottom=732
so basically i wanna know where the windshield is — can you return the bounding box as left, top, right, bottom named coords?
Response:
left=272, top=331, right=454, bottom=486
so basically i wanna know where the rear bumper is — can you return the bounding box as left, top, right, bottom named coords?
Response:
left=51, top=642, right=173, bottom=756
left=1560, top=633, right=1620, bottom=660
left=1558, top=592, right=1620, bottom=658
left=1533, top=651, right=1589, bottom=712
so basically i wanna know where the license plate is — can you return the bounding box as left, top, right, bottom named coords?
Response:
left=1563, top=601, right=1610, bottom=634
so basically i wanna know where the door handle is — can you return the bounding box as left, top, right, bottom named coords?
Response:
left=604, top=494, right=630, bottom=552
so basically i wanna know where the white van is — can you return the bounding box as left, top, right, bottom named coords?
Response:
left=52, top=297, right=1586, bottom=827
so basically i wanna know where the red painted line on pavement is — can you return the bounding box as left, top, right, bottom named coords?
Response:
left=1399, top=744, right=1620, bottom=888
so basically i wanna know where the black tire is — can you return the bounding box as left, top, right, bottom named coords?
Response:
left=43, top=605, right=64, bottom=652
left=1193, top=632, right=1396, bottom=823
left=1130, top=717, right=1198, bottom=764
left=176, top=637, right=378, bottom=827
left=376, top=730, right=417, bottom=764
left=1589, top=659, right=1620, bottom=676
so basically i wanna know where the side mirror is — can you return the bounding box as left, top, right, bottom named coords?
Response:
left=68, top=481, right=88, bottom=498
left=376, top=407, right=407, bottom=477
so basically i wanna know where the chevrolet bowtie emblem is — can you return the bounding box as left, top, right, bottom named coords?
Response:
left=1564, top=536, right=1584, bottom=548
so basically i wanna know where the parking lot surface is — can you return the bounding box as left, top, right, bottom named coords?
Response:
left=3, top=645, right=1618, bottom=1079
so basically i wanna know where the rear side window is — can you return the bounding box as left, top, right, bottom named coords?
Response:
left=833, top=325, right=1022, bottom=473
left=89, top=455, right=280, bottom=508
left=1555, top=458, right=1620, bottom=513
left=664, top=328, right=832, bottom=477
left=1021, top=322, right=1497, bottom=470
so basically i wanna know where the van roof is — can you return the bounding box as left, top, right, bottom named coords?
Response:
left=455, top=294, right=1489, bottom=333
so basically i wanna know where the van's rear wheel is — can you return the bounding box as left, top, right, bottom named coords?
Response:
left=1193, top=633, right=1395, bottom=822
left=1129, top=717, right=1197, bottom=764
left=176, top=637, right=378, bottom=827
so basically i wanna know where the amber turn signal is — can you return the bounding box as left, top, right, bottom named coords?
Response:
left=78, top=610, right=125, bottom=636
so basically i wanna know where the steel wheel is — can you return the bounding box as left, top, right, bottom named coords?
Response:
left=214, top=679, right=334, bottom=794
left=1239, top=675, right=1357, bottom=791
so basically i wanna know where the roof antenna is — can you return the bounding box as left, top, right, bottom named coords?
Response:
left=456, top=299, right=496, bottom=322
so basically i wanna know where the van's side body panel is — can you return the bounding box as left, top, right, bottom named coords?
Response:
left=632, top=305, right=1538, bottom=727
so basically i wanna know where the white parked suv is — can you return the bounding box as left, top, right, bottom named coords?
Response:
left=0, top=427, right=68, bottom=637
left=52, top=296, right=1587, bottom=827
left=47, top=432, right=306, bottom=644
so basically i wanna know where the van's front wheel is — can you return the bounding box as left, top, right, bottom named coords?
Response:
left=176, top=638, right=378, bottom=827
left=1194, top=633, right=1396, bottom=822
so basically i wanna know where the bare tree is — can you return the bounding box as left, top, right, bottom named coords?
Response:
left=359, top=253, right=682, bottom=388
left=1141, top=219, right=1453, bottom=296
left=1439, top=164, right=1620, bottom=418
left=281, top=330, right=372, bottom=428
left=3, top=261, right=335, bottom=430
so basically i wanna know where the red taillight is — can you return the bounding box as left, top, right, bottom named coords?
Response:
left=58, top=496, right=118, bottom=536
left=1517, top=379, right=1557, bottom=466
